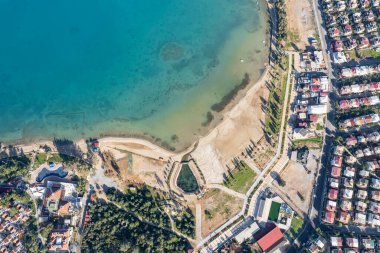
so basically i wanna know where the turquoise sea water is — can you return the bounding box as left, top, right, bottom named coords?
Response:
left=0, top=0, right=268, bottom=150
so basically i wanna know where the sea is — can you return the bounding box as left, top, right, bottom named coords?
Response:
left=0, top=0, right=268, bottom=151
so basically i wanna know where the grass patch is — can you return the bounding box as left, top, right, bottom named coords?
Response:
left=288, top=215, right=304, bottom=239
left=223, top=162, right=257, bottom=193
left=292, top=136, right=323, bottom=149
left=358, top=48, right=380, bottom=59
left=268, top=201, right=281, bottom=221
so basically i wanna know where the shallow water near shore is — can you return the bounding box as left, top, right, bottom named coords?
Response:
left=0, top=0, right=268, bottom=151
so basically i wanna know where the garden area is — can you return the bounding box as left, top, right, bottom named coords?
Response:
left=287, top=215, right=304, bottom=239
left=223, top=162, right=257, bottom=193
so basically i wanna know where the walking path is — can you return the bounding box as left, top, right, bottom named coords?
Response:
left=196, top=204, right=202, bottom=241
left=206, top=184, right=245, bottom=199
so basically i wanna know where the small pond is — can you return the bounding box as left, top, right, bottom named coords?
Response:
left=176, top=163, right=199, bottom=193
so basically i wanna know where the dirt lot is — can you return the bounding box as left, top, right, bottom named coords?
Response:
left=286, top=0, right=317, bottom=50
left=277, top=149, right=320, bottom=213
left=116, top=152, right=168, bottom=191
left=199, top=189, right=243, bottom=237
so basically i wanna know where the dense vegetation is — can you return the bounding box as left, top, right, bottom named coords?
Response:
left=82, top=203, right=191, bottom=253
left=275, top=0, right=287, bottom=44
left=174, top=209, right=195, bottom=238
left=0, top=155, right=31, bottom=182
left=106, top=187, right=170, bottom=227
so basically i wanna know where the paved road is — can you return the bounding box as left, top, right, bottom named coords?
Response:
left=309, top=0, right=336, bottom=228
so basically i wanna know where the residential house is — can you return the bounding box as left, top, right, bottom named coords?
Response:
left=356, top=178, right=368, bottom=188
left=337, top=211, right=351, bottom=224
left=346, top=237, right=359, bottom=248
left=355, top=201, right=367, bottom=212
left=324, top=211, right=336, bottom=224
left=331, top=237, right=343, bottom=247
left=340, top=199, right=353, bottom=212
left=342, top=188, right=353, bottom=199
left=331, top=167, right=342, bottom=178
left=371, top=190, right=380, bottom=201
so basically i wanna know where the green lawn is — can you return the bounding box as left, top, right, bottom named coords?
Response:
left=268, top=201, right=281, bottom=221
left=288, top=216, right=304, bottom=239
left=292, top=136, right=323, bottom=149
left=223, top=162, right=257, bottom=193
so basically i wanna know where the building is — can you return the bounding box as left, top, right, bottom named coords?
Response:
left=257, top=225, right=286, bottom=253
left=233, top=220, right=260, bottom=244
left=47, top=228, right=72, bottom=252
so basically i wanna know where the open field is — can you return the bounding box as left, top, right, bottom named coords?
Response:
left=223, top=162, right=257, bottom=193
left=286, top=0, right=317, bottom=49
left=277, top=149, right=320, bottom=213
left=199, top=189, right=243, bottom=237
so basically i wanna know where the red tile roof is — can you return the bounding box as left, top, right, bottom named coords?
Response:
left=331, top=167, right=342, bottom=178
left=257, top=226, right=284, bottom=252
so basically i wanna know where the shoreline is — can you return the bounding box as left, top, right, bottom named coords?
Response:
left=0, top=1, right=272, bottom=160
left=1, top=63, right=270, bottom=162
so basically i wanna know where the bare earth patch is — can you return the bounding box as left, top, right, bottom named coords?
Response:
left=286, top=0, right=317, bottom=49
left=199, top=189, right=243, bottom=237
left=277, top=149, right=320, bottom=213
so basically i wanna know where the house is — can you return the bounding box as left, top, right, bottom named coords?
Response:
left=324, top=211, right=336, bottom=224
left=346, top=237, right=359, bottom=248
left=355, top=201, right=367, bottom=212
left=342, top=24, right=352, bottom=35
left=364, top=10, right=375, bottom=21
left=337, top=211, right=351, bottom=224
left=346, top=136, right=357, bottom=146
left=340, top=199, right=353, bottom=211
left=367, top=132, right=380, bottom=142
left=371, top=36, right=380, bottom=47
left=365, top=22, right=377, bottom=33
left=293, top=128, right=316, bottom=140
left=331, top=167, right=342, bottom=177
left=343, top=177, right=354, bottom=188
left=329, top=27, right=341, bottom=37
left=371, top=190, right=380, bottom=201
left=331, top=237, right=343, bottom=247
left=354, top=212, right=366, bottom=225
left=367, top=213, right=380, bottom=226
left=356, top=189, right=368, bottom=200
left=326, top=200, right=337, bottom=212
left=329, top=178, right=340, bottom=189
left=359, top=169, right=369, bottom=178
left=331, top=156, right=343, bottom=167
left=343, top=167, right=355, bottom=178
left=369, top=201, right=380, bottom=213
left=352, top=12, right=362, bottom=23
left=371, top=178, right=380, bottom=189
left=328, top=188, right=339, bottom=200
left=362, top=238, right=375, bottom=249
left=356, top=178, right=368, bottom=188
left=353, top=23, right=365, bottom=34
left=342, top=188, right=353, bottom=199
left=256, top=225, right=285, bottom=252
left=367, top=160, right=379, bottom=171
left=333, top=40, right=344, bottom=52
left=339, top=100, right=350, bottom=109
